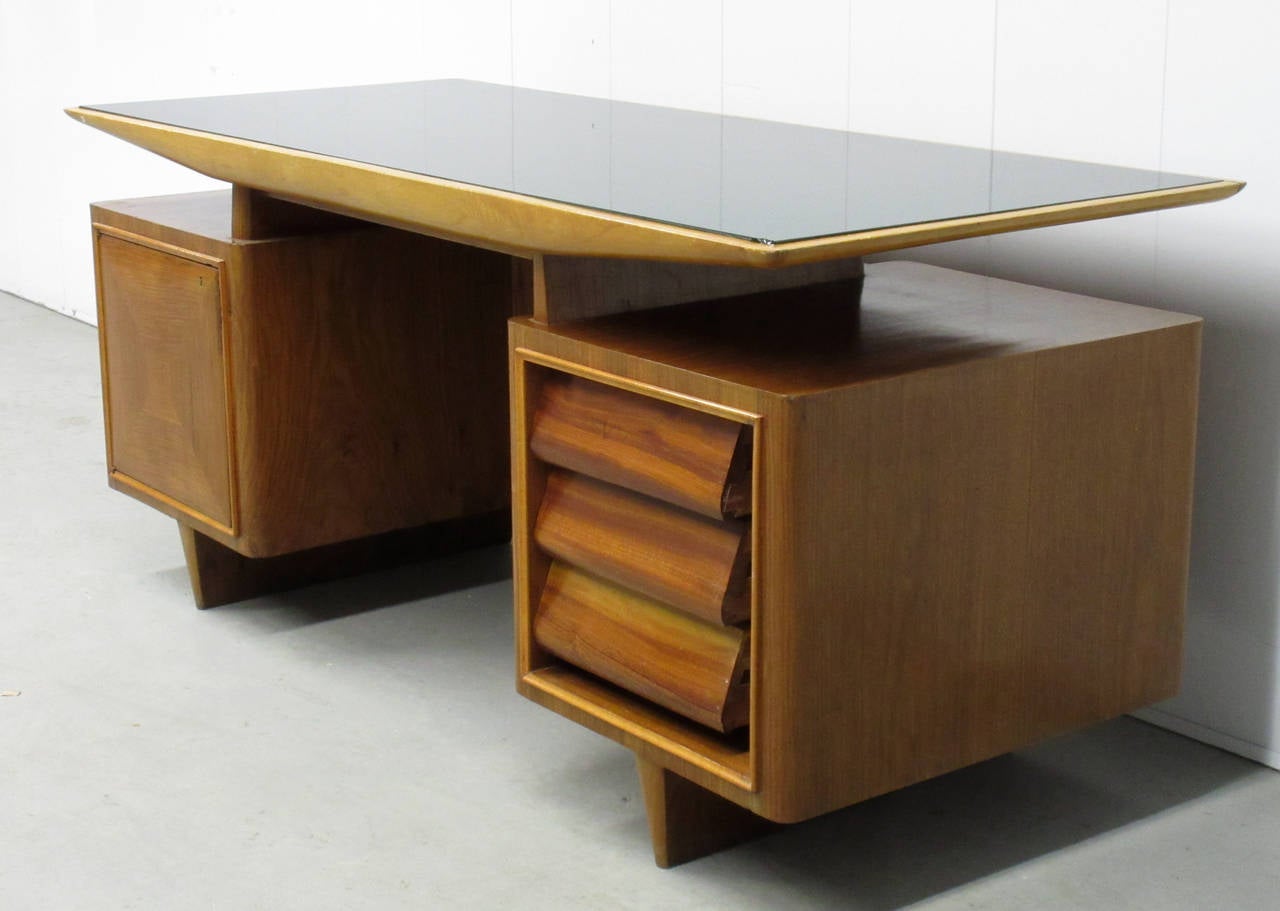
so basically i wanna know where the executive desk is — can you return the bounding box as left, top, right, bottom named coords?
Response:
left=70, top=81, right=1242, bottom=865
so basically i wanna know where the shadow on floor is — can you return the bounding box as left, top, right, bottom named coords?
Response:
left=658, top=717, right=1261, bottom=908
left=159, top=543, right=514, bottom=631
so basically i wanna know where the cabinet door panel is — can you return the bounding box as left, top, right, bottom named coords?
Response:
left=97, top=231, right=234, bottom=531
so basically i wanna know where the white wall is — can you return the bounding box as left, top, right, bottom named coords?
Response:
left=2, top=0, right=1277, bottom=767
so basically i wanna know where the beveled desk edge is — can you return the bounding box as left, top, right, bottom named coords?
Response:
left=67, top=107, right=1243, bottom=268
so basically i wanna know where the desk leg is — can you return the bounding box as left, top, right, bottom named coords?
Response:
left=636, top=758, right=779, bottom=867
left=179, top=510, right=510, bottom=608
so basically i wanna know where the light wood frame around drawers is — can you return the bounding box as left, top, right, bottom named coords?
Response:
left=512, top=349, right=763, bottom=796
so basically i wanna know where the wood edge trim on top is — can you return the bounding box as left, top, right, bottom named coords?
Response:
left=68, top=107, right=773, bottom=266
left=93, top=223, right=226, bottom=268
left=67, top=108, right=1244, bottom=267
left=761, top=180, right=1246, bottom=267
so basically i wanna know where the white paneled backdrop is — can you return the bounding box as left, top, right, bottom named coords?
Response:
left=2, top=0, right=1276, bottom=768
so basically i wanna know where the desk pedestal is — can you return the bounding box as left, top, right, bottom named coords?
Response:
left=91, top=191, right=514, bottom=605
left=511, top=262, right=1199, bottom=864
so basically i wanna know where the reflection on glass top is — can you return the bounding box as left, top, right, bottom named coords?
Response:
left=87, top=80, right=1216, bottom=245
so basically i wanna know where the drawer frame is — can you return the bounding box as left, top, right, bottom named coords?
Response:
left=511, top=348, right=764, bottom=795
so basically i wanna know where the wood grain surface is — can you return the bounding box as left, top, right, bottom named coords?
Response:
left=95, top=229, right=235, bottom=531
left=637, top=757, right=777, bottom=868
left=535, top=470, right=751, bottom=625
left=93, top=191, right=515, bottom=559
left=533, top=253, right=864, bottom=323
left=534, top=562, right=750, bottom=733
left=513, top=261, right=1203, bottom=832
left=530, top=373, right=751, bottom=519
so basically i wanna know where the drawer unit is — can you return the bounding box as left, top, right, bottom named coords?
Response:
left=524, top=369, right=756, bottom=738
left=514, top=353, right=761, bottom=791
left=512, top=263, right=1203, bottom=862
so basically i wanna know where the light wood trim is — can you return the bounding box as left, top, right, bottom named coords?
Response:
left=521, top=665, right=752, bottom=789
left=94, top=223, right=226, bottom=269
left=67, top=108, right=1244, bottom=267
left=511, top=348, right=555, bottom=677
left=515, top=349, right=760, bottom=425
left=110, top=473, right=236, bottom=537
left=511, top=347, right=764, bottom=792
left=745, top=415, right=764, bottom=790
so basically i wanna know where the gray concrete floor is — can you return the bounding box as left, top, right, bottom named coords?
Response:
left=2, top=288, right=1279, bottom=910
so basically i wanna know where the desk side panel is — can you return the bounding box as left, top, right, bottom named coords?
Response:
left=761, top=322, right=1201, bottom=823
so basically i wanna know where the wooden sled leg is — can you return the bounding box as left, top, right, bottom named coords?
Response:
left=636, top=756, right=779, bottom=867
left=178, top=509, right=510, bottom=608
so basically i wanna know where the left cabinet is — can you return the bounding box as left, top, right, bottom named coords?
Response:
left=92, top=191, right=516, bottom=605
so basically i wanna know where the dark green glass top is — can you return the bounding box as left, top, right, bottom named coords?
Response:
left=87, top=79, right=1216, bottom=245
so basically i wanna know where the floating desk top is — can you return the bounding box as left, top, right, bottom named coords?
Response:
left=69, top=80, right=1242, bottom=266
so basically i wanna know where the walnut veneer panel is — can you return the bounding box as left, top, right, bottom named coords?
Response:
left=96, top=231, right=234, bottom=530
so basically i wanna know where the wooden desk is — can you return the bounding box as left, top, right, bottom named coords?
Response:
left=70, top=81, right=1242, bottom=865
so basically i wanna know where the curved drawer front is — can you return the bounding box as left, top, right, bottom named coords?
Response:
left=535, top=470, right=750, bottom=626
left=534, top=562, right=750, bottom=733
left=530, top=373, right=751, bottom=520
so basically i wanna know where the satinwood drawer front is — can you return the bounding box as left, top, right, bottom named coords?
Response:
left=535, top=562, right=751, bottom=733
left=95, top=230, right=235, bottom=532
left=535, top=470, right=750, bottom=626
left=530, top=373, right=751, bottom=520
